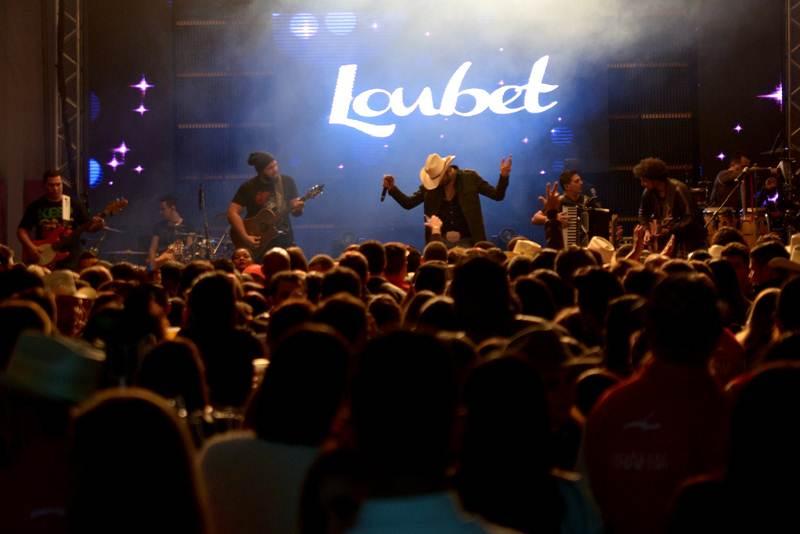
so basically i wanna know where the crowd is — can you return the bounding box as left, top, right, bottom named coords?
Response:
left=1, top=212, right=799, bottom=534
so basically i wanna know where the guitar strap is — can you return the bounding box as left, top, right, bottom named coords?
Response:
left=62, top=195, right=71, bottom=222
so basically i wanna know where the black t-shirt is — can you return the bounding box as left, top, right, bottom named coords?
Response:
left=232, top=174, right=299, bottom=247
left=152, top=220, right=193, bottom=252
left=18, top=195, right=89, bottom=240
left=437, top=197, right=471, bottom=239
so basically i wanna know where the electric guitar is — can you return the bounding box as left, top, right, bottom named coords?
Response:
left=25, top=198, right=128, bottom=268
left=230, top=184, right=324, bottom=258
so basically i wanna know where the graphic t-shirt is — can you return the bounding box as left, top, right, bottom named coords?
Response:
left=18, top=196, right=89, bottom=241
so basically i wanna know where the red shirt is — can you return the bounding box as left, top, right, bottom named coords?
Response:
left=584, top=357, right=729, bottom=534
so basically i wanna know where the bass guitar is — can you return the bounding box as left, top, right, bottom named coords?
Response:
left=25, top=198, right=128, bottom=268
left=230, top=184, right=324, bottom=258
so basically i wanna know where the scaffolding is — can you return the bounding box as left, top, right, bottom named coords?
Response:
left=55, top=0, right=83, bottom=198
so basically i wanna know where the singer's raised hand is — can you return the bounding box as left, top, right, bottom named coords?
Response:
left=382, top=175, right=395, bottom=190
left=500, top=155, right=512, bottom=177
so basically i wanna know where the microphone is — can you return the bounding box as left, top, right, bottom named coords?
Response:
left=380, top=186, right=388, bottom=202
left=198, top=185, right=205, bottom=210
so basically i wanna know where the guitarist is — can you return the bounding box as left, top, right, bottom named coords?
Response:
left=227, top=152, right=304, bottom=255
left=17, top=170, right=103, bottom=269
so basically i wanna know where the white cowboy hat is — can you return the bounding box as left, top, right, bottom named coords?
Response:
left=419, top=153, right=455, bottom=190
left=588, top=236, right=615, bottom=264
left=44, top=270, right=97, bottom=300
left=708, top=244, right=725, bottom=260
left=786, top=233, right=800, bottom=255
left=511, top=239, right=542, bottom=258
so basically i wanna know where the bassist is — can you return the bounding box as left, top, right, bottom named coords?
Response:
left=17, top=170, right=103, bottom=269
left=227, top=152, right=304, bottom=255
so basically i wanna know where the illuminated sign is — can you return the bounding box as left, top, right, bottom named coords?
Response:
left=329, top=56, right=558, bottom=137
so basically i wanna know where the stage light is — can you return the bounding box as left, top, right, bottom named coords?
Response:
left=522, top=137, right=529, bottom=144
left=499, top=47, right=504, bottom=52
left=734, top=124, right=742, bottom=133
left=113, top=141, right=130, bottom=156
left=290, top=13, right=319, bottom=39
left=557, top=116, right=563, bottom=122
left=131, top=76, right=154, bottom=94
left=383, top=144, right=389, bottom=148
left=424, top=31, right=431, bottom=37
left=134, top=104, right=148, bottom=116
left=338, top=164, right=344, bottom=169
left=439, top=133, right=445, bottom=139
left=325, top=12, right=357, bottom=35
left=757, top=83, right=783, bottom=108
left=89, top=92, right=101, bottom=122
left=108, top=156, right=121, bottom=170
left=539, top=169, right=547, bottom=175
left=134, top=165, right=144, bottom=174
left=498, top=80, right=505, bottom=86
left=108, top=181, right=114, bottom=186
left=717, top=152, right=726, bottom=161
left=371, top=22, right=379, bottom=30
left=88, top=159, right=103, bottom=188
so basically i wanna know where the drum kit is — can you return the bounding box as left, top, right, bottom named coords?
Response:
left=696, top=164, right=800, bottom=247
left=102, top=230, right=233, bottom=264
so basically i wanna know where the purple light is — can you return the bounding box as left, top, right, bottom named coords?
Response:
left=557, top=117, right=563, bottom=122
left=134, top=165, right=143, bottom=174
left=522, top=137, right=529, bottom=144
left=498, top=80, right=505, bottom=86
left=734, top=124, right=743, bottom=133
left=539, top=169, right=546, bottom=175
left=337, top=164, right=344, bottom=169
left=768, top=191, right=779, bottom=203
left=134, top=104, right=149, bottom=116
left=113, top=141, right=130, bottom=156
left=383, top=144, right=389, bottom=148
left=757, top=83, right=783, bottom=108
left=108, top=181, right=114, bottom=186
left=131, top=76, right=155, bottom=94
left=717, top=152, right=726, bottom=161
left=108, top=156, right=121, bottom=170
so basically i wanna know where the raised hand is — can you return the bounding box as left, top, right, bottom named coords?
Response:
left=538, top=182, right=561, bottom=213
left=382, top=175, right=395, bottom=190
left=500, top=155, right=512, bottom=177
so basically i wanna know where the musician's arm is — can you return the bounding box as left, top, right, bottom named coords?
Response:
left=388, top=184, right=425, bottom=210
left=290, top=198, right=304, bottom=216
left=532, top=210, right=547, bottom=225
left=286, top=177, right=303, bottom=216
left=148, top=235, right=159, bottom=266
left=227, top=202, right=251, bottom=241
left=16, top=227, right=39, bottom=258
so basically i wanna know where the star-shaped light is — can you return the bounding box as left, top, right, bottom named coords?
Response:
left=134, top=165, right=144, bottom=174
left=539, top=169, right=546, bottom=175
left=757, top=84, right=783, bottom=108
left=733, top=124, right=743, bottom=133
left=717, top=152, right=726, bottom=161
left=134, top=104, right=149, bottom=116
left=522, top=137, right=529, bottom=144
left=108, top=156, right=121, bottom=170
left=439, top=133, right=445, bottom=139
left=498, top=80, right=505, bottom=86
left=113, top=142, right=130, bottom=156
left=131, top=76, right=155, bottom=94
left=337, top=164, right=344, bottom=170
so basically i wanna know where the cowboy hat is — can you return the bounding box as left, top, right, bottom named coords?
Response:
left=511, top=239, right=542, bottom=258
left=44, top=270, right=97, bottom=300
left=419, top=153, right=455, bottom=190
left=588, top=236, right=615, bottom=264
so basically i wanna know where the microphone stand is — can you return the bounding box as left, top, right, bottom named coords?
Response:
left=199, top=184, right=212, bottom=259
left=705, top=169, right=749, bottom=229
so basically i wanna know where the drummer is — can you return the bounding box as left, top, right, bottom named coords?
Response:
left=709, top=154, right=750, bottom=210
left=148, top=195, right=194, bottom=268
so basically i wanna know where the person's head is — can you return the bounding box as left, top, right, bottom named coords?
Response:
left=267, top=298, right=315, bottom=351
left=709, top=259, right=747, bottom=323
left=728, top=154, right=751, bottom=173
left=450, top=256, right=515, bottom=341
left=403, top=290, right=437, bottom=329
left=42, top=169, right=64, bottom=201
left=0, top=244, right=14, bottom=271
left=351, top=331, right=457, bottom=485
left=777, top=276, right=800, bottom=334
left=712, top=226, right=748, bottom=247
left=248, top=151, right=279, bottom=179
left=368, top=294, right=402, bottom=333
left=513, top=276, right=556, bottom=320
left=286, top=246, right=309, bottom=272
left=749, top=241, right=789, bottom=290
left=645, top=274, right=722, bottom=365
left=423, top=240, right=448, bottom=263
left=159, top=195, right=179, bottom=223
left=417, top=296, right=458, bottom=333
left=69, top=388, right=209, bottom=534
left=507, top=255, right=534, bottom=281
left=260, top=247, right=291, bottom=281
left=384, top=242, right=407, bottom=277
left=320, top=266, right=362, bottom=300
left=622, top=266, right=665, bottom=297
left=136, top=339, right=209, bottom=413
left=633, top=157, right=669, bottom=190
left=604, top=294, right=646, bottom=376
left=574, top=369, right=621, bottom=420
left=358, top=240, right=386, bottom=276
left=721, top=242, right=752, bottom=295
left=308, top=254, right=336, bottom=273
left=573, top=266, right=624, bottom=325
left=246, top=325, right=350, bottom=446
left=554, top=246, right=597, bottom=285
left=267, top=270, right=306, bottom=308
left=186, top=272, right=237, bottom=331
left=764, top=175, right=779, bottom=191
left=337, top=251, right=369, bottom=286
left=0, top=300, right=52, bottom=371
left=313, top=293, right=369, bottom=350
left=558, top=170, right=583, bottom=196
left=79, top=265, right=113, bottom=290
left=530, top=268, right=573, bottom=311
left=413, top=261, right=448, bottom=295
left=232, top=248, right=254, bottom=272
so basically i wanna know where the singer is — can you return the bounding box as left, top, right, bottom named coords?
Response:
left=227, top=152, right=305, bottom=254
left=709, top=154, right=751, bottom=209
left=381, top=153, right=511, bottom=246
left=530, top=169, right=600, bottom=246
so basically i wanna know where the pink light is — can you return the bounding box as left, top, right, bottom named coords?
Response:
left=108, top=156, right=121, bottom=170
left=134, top=104, right=149, bottom=116
left=113, top=141, right=130, bottom=156
left=717, top=152, right=726, bottom=161
left=134, top=165, right=143, bottom=174
left=733, top=124, right=743, bottom=133
left=131, top=76, right=155, bottom=94
left=108, top=181, right=114, bottom=186
left=757, top=83, right=783, bottom=108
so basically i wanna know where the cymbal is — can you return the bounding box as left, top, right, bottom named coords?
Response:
left=105, top=249, right=147, bottom=256
left=175, top=231, right=197, bottom=237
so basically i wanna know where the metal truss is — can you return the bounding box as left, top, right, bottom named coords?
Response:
left=788, top=0, right=800, bottom=158
left=56, top=0, right=83, bottom=197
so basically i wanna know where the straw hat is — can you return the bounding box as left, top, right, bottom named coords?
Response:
left=44, top=270, right=96, bottom=299
left=588, top=236, right=615, bottom=264
left=511, top=239, right=542, bottom=258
